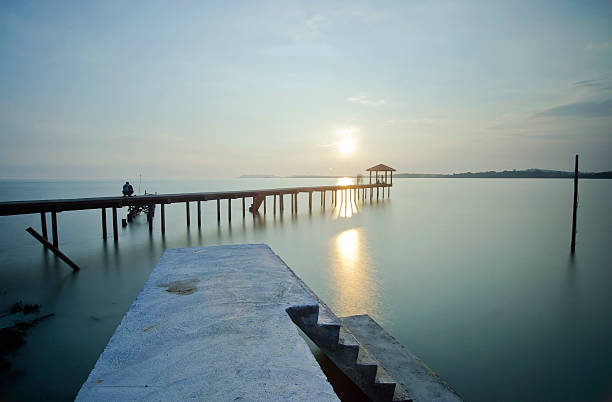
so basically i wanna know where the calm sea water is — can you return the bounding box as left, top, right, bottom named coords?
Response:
left=0, top=178, right=611, bottom=401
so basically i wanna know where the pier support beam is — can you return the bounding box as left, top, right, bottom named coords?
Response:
left=40, top=212, right=48, bottom=240
left=197, top=201, right=202, bottom=228
left=186, top=202, right=190, bottom=227
left=249, top=195, right=265, bottom=214
left=242, top=197, right=246, bottom=218
left=101, top=209, right=107, bottom=239
left=228, top=199, right=231, bottom=223
left=161, top=204, right=166, bottom=234
left=51, top=211, right=59, bottom=247
left=309, top=191, right=312, bottom=212
left=111, top=208, right=118, bottom=242
left=217, top=199, right=221, bottom=223
left=264, top=196, right=267, bottom=214
left=273, top=195, right=277, bottom=215
left=26, top=227, right=80, bottom=272
left=280, top=194, right=284, bottom=213
left=294, top=193, right=298, bottom=214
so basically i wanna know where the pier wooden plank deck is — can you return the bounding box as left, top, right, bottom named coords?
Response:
left=0, top=183, right=391, bottom=215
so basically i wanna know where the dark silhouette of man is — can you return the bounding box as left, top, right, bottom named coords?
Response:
left=122, top=181, right=134, bottom=197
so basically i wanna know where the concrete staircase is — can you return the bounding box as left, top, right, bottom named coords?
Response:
left=287, top=303, right=463, bottom=402
left=287, top=304, right=411, bottom=402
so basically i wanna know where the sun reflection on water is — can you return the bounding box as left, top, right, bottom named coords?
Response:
left=334, top=177, right=359, bottom=219
left=330, top=228, right=380, bottom=317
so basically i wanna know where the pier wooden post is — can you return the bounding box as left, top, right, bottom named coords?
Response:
left=228, top=199, right=231, bottom=223
left=217, top=199, right=221, bottom=223
left=263, top=196, right=266, bottom=214
left=185, top=202, right=190, bottom=227
left=370, top=187, right=373, bottom=201
left=242, top=197, right=246, bottom=218
left=111, top=208, right=118, bottom=242
left=161, top=204, right=166, bottom=234
left=571, top=154, right=579, bottom=254
left=377, top=186, right=380, bottom=200
left=273, top=194, right=276, bottom=215
left=101, top=209, right=107, bottom=239
left=40, top=212, right=48, bottom=240
left=197, top=201, right=202, bottom=228
left=51, top=211, right=59, bottom=247
left=148, top=210, right=153, bottom=232
left=280, top=194, right=284, bottom=213
left=309, top=191, right=312, bottom=212
left=295, top=193, right=298, bottom=213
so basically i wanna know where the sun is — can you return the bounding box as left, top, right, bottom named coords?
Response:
left=338, top=138, right=355, bottom=154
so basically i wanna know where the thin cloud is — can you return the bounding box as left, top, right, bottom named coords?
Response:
left=346, top=94, right=386, bottom=106
left=536, top=99, right=612, bottom=118
left=586, top=42, right=612, bottom=50
left=573, top=79, right=611, bottom=88
left=305, top=15, right=325, bottom=36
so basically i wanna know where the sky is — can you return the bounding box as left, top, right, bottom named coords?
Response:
left=1, top=0, right=611, bottom=178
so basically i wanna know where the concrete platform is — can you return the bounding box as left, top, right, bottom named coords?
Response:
left=77, top=244, right=338, bottom=401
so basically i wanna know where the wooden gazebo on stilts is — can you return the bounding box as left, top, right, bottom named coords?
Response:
left=366, top=164, right=396, bottom=199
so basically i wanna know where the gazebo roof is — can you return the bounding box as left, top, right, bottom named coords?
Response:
left=366, top=164, right=396, bottom=172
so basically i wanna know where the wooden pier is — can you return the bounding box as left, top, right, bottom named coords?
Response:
left=0, top=182, right=392, bottom=242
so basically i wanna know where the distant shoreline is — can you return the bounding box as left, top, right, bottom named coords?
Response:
left=241, top=169, right=612, bottom=179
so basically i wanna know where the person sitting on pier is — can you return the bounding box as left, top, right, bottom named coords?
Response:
left=122, top=181, right=134, bottom=197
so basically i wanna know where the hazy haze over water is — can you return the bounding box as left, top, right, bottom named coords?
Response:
left=0, top=178, right=611, bottom=401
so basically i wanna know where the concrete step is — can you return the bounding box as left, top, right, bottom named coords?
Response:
left=293, top=301, right=409, bottom=402
left=340, top=315, right=463, bottom=402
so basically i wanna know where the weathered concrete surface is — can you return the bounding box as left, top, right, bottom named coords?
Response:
left=340, top=315, right=463, bottom=402
left=77, top=244, right=338, bottom=401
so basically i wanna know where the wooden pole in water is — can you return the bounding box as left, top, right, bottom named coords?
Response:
left=51, top=211, right=59, bottom=247
left=217, top=199, right=221, bottom=222
left=101, top=209, right=107, bottom=239
left=197, top=201, right=202, bottom=228
left=228, top=199, right=231, bottom=223
left=161, top=204, right=165, bottom=234
left=294, top=193, right=298, bottom=213
left=40, top=212, right=48, bottom=240
left=280, top=194, right=284, bottom=213
left=111, top=208, right=118, bottom=242
left=161, top=204, right=166, bottom=233
left=26, top=227, right=80, bottom=272
left=185, top=202, right=190, bottom=227
left=273, top=194, right=276, bottom=215
left=309, top=191, right=312, bottom=212
left=264, top=196, right=267, bottom=214
left=242, top=197, right=246, bottom=218
left=571, top=154, right=579, bottom=254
